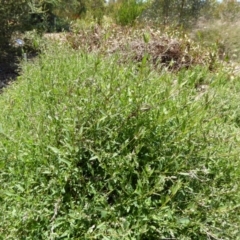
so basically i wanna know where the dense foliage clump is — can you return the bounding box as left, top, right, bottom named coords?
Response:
left=1, top=0, right=240, bottom=239
left=0, top=39, right=240, bottom=238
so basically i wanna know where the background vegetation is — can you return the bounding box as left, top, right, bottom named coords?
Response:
left=1, top=0, right=240, bottom=239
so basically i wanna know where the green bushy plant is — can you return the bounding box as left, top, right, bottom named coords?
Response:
left=0, top=41, right=239, bottom=238
left=114, top=0, right=149, bottom=26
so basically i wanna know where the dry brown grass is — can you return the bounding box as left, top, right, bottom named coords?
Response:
left=64, top=24, right=214, bottom=71
left=43, top=33, right=68, bottom=42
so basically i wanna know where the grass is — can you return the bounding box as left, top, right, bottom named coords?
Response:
left=0, top=30, right=240, bottom=239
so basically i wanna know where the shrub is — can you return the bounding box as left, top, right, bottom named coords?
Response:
left=0, top=41, right=239, bottom=238
left=114, top=0, right=148, bottom=26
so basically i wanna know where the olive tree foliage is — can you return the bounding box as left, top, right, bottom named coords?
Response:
left=0, top=0, right=31, bottom=51
left=213, top=0, right=240, bottom=21
left=52, top=0, right=105, bottom=23
left=0, top=0, right=60, bottom=56
left=142, top=0, right=213, bottom=27
left=27, top=0, right=71, bottom=32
